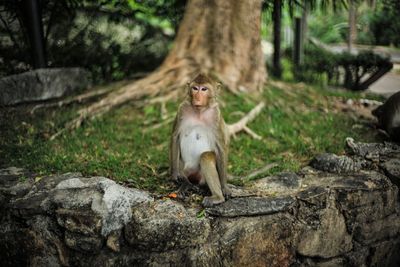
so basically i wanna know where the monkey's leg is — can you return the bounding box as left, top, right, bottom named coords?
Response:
left=200, top=152, right=225, bottom=207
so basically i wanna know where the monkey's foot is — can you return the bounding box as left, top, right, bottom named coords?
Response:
left=222, top=186, right=232, bottom=199
left=202, top=196, right=225, bottom=207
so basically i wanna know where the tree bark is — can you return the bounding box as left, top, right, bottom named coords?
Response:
left=69, top=0, right=267, bottom=129
left=348, top=0, right=357, bottom=53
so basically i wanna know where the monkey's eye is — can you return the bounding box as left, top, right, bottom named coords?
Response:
left=192, top=86, right=199, bottom=91
left=201, top=87, right=208, bottom=91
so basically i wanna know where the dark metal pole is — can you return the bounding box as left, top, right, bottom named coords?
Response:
left=24, top=0, right=46, bottom=68
left=272, top=0, right=282, bottom=78
left=293, top=17, right=302, bottom=67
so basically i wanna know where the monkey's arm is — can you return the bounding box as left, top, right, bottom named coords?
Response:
left=215, top=113, right=230, bottom=194
left=169, top=110, right=181, bottom=181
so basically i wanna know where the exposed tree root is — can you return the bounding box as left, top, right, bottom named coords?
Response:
left=31, top=87, right=111, bottom=114
left=143, top=117, right=175, bottom=133
left=227, top=102, right=265, bottom=139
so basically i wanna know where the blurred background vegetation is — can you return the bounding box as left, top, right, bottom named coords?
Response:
left=0, top=0, right=186, bottom=82
left=1, top=0, right=399, bottom=84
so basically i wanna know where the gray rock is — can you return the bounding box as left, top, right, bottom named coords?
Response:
left=353, top=214, right=400, bottom=245
left=252, top=172, right=301, bottom=195
left=346, top=137, right=400, bottom=158
left=310, top=153, right=362, bottom=173
left=206, top=196, right=295, bottom=217
left=297, top=194, right=353, bottom=258
left=65, top=231, right=104, bottom=253
left=381, top=157, right=400, bottom=186
left=55, top=176, right=153, bottom=236
left=0, top=68, right=92, bottom=105
left=124, top=199, right=210, bottom=251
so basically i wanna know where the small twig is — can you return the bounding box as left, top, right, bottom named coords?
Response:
left=227, top=102, right=265, bottom=139
left=49, top=128, right=66, bottom=141
left=245, top=163, right=278, bottom=180
left=160, top=102, right=168, bottom=120
left=234, top=163, right=278, bottom=180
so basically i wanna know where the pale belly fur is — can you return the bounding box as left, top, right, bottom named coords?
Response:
left=180, top=125, right=215, bottom=170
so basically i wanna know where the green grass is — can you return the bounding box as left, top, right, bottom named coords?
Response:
left=0, top=81, right=382, bottom=193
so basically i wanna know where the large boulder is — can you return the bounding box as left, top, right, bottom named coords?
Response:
left=0, top=68, right=92, bottom=105
left=0, top=140, right=400, bottom=266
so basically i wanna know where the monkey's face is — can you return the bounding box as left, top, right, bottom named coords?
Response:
left=191, top=84, right=211, bottom=108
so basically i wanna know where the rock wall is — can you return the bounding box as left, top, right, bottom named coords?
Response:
left=1, top=139, right=400, bottom=266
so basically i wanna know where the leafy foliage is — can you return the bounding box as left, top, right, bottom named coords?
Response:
left=0, top=0, right=186, bottom=82
left=368, top=0, right=400, bottom=46
left=291, top=45, right=392, bottom=90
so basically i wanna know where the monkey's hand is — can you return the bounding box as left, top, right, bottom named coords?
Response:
left=171, top=172, right=188, bottom=185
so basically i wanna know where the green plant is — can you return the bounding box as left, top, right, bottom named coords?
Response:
left=291, top=45, right=392, bottom=91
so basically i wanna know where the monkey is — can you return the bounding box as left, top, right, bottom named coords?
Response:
left=372, top=91, right=400, bottom=142
left=169, top=73, right=231, bottom=207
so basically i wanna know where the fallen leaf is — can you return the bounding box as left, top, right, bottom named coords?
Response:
left=168, top=193, right=177, bottom=198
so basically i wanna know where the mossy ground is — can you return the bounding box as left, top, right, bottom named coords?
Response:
left=0, top=80, right=384, bottom=194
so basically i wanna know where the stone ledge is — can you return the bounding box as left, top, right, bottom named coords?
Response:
left=0, top=140, right=399, bottom=266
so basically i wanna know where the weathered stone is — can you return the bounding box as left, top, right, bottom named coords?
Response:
left=183, top=215, right=295, bottom=267
left=346, top=137, right=400, bottom=158
left=252, top=172, right=301, bottom=195
left=368, top=240, right=400, bottom=267
left=35, top=172, right=83, bottom=192
left=206, top=196, right=295, bottom=217
left=0, top=68, right=92, bottom=105
left=299, top=170, right=392, bottom=194
left=381, top=157, right=400, bottom=186
left=106, top=231, right=121, bottom=252
left=65, top=231, right=104, bottom=253
left=310, top=153, right=362, bottom=173
left=124, top=199, right=210, bottom=251
left=0, top=215, right=66, bottom=266
left=56, top=208, right=102, bottom=235
left=338, top=186, right=398, bottom=224
left=300, top=257, right=347, bottom=267
left=10, top=192, right=50, bottom=217
left=297, top=194, right=353, bottom=258
left=354, top=214, right=400, bottom=245
left=55, top=176, right=153, bottom=236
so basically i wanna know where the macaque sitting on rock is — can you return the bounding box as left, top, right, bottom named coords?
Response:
left=169, top=73, right=231, bottom=207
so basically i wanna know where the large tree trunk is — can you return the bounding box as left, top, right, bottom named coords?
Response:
left=69, top=0, right=266, bottom=129
left=347, top=0, right=357, bottom=53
